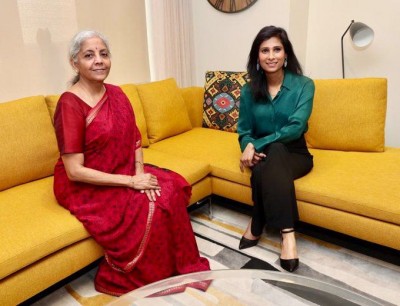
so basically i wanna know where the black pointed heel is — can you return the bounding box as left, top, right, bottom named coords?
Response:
left=280, top=229, right=299, bottom=272
left=280, top=257, right=299, bottom=272
left=239, top=236, right=260, bottom=250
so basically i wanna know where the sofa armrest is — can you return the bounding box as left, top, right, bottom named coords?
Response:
left=180, top=87, right=204, bottom=128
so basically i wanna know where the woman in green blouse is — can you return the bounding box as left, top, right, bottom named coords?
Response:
left=237, top=26, right=315, bottom=272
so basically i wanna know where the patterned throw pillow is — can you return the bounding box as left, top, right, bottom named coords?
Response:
left=203, top=71, right=249, bottom=132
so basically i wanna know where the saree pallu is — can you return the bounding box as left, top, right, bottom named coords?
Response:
left=53, top=84, right=210, bottom=296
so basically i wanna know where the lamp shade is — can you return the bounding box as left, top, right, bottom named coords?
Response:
left=349, top=22, right=374, bottom=47
left=341, top=20, right=374, bottom=78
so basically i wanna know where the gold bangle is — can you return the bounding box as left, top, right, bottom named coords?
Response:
left=135, top=161, right=143, bottom=166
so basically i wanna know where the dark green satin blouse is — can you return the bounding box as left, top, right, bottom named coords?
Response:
left=237, top=71, right=315, bottom=152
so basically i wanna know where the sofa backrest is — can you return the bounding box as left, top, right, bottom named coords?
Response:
left=182, top=76, right=388, bottom=153
left=119, top=84, right=150, bottom=147
left=0, top=96, right=59, bottom=191
left=305, top=78, right=387, bottom=152
left=2, top=77, right=383, bottom=192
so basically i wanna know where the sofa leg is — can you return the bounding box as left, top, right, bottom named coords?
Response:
left=207, top=197, right=213, bottom=220
left=190, top=196, right=213, bottom=219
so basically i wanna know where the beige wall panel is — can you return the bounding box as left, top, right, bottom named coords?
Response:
left=0, top=0, right=150, bottom=101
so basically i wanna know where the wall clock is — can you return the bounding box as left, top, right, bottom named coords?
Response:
left=207, top=0, right=258, bottom=14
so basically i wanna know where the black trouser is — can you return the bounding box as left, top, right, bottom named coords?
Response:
left=250, top=140, right=313, bottom=236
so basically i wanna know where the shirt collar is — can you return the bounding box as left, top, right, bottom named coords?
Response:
left=281, top=70, right=295, bottom=91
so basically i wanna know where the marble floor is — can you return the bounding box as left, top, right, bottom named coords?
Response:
left=31, top=200, right=400, bottom=305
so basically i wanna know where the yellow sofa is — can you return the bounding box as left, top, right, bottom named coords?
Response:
left=0, top=77, right=399, bottom=305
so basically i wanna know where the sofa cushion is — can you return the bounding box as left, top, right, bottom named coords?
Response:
left=136, top=78, right=192, bottom=144
left=306, top=78, right=387, bottom=152
left=203, top=71, right=249, bottom=132
left=0, top=96, right=59, bottom=191
left=143, top=148, right=210, bottom=185
left=180, top=87, right=204, bottom=128
left=45, top=95, right=59, bottom=124
left=295, top=148, right=400, bottom=225
left=149, top=127, right=251, bottom=186
left=120, top=84, right=150, bottom=147
left=0, top=177, right=90, bottom=280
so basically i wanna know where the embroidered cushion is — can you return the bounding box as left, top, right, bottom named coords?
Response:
left=203, top=71, right=249, bottom=132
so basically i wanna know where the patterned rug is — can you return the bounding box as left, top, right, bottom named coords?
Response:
left=32, top=203, right=400, bottom=306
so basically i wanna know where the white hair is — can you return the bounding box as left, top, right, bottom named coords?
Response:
left=69, top=30, right=110, bottom=63
left=68, top=30, right=111, bottom=84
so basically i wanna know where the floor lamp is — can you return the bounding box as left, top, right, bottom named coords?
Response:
left=341, top=20, right=374, bottom=78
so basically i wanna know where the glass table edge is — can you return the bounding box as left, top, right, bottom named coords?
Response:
left=107, top=269, right=382, bottom=306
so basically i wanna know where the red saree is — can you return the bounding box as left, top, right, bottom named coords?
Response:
left=53, top=84, right=210, bottom=296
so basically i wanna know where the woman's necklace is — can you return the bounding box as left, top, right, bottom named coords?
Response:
left=269, top=82, right=282, bottom=99
left=267, top=71, right=284, bottom=99
left=77, top=82, right=105, bottom=107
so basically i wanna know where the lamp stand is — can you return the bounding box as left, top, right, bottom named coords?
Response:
left=341, top=20, right=354, bottom=79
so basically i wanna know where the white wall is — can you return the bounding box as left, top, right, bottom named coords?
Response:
left=289, top=0, right=310, bottom=72
left=191, top=0, right=292, bottom=86
left=306, top=0, right=400, bottom=146
left=0, top=0, right=150, bottom=101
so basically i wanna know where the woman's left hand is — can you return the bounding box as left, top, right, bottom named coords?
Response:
left=252, top=152, right=266, bottom=165
left=142, top=188, right=161, bottom=202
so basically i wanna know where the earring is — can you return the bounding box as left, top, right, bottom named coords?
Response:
left=256, top=61, right=260, bottom=71
left=284, top=58, right=288, bottom=68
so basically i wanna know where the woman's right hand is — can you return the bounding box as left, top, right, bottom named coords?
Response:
left=129, top=173, right=161, bottom=201
left=239, top=143, right=266, bottom=172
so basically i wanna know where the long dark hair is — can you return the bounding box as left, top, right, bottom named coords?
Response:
left=247, top=26, right=303, bottom=100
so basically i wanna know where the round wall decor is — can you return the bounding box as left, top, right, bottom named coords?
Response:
left=207, top=0, right=258, bottom=14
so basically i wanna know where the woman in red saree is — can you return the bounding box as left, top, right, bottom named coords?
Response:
left=53, top=30, right=210, bottom=296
